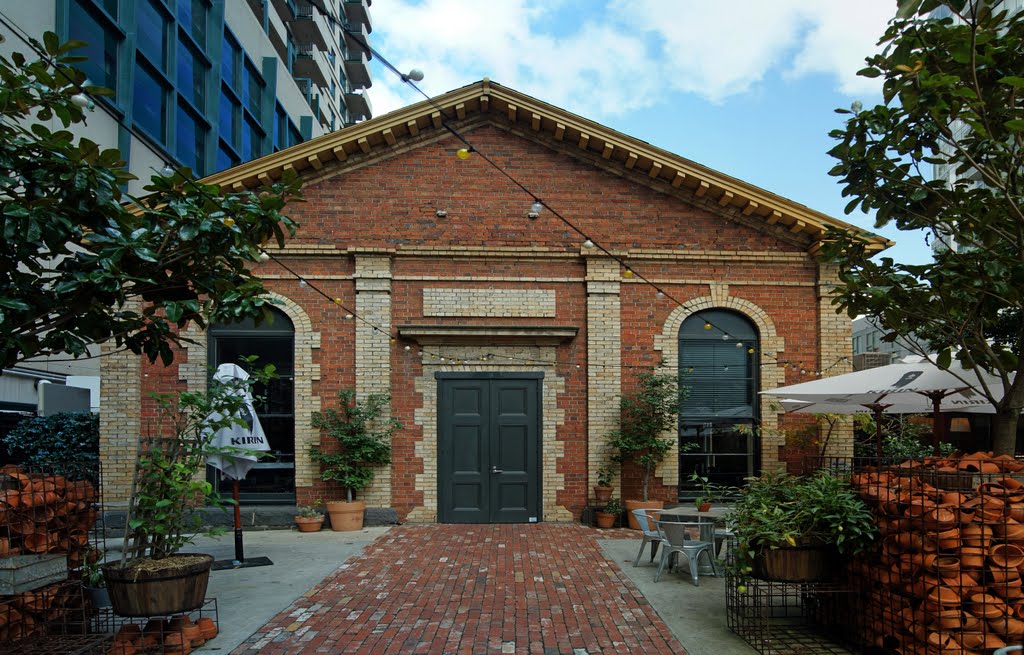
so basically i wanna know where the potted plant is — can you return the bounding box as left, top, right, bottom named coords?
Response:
left=81, top=548, right=109, bottom=608
left=690, top=472, right=738, bottom=512
left=102, top=364, right=273, bottom=617
left=594, top=467, right=614, bottom=503
left=728, top=471, right=877, bottom=583
left=595, top=498, right=623, bottom=529
left=607, top=370, right=683, bottom=529
left=311, top=389, right=401, bottom=531
left=295, top=500, right=324, bottom=532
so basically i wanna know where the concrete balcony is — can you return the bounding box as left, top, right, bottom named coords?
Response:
left=293, top=45, right=328, bottom=88
left=343, top=21, right=371, bottom=56
left=343, top=49, right=372, bottom=89
left=344, top=89, right=372, bottom=121
left=344, top=0, right=372, bottom=31
left=288, top=1, right=328, bottom=50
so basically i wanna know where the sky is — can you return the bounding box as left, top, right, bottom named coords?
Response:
left=362, top=0, right=934, bottom=266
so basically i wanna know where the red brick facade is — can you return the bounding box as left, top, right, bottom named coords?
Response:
left=103, top=81, right=882, bottom=521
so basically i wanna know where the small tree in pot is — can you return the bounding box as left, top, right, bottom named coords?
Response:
left=607, top=370, right=684, bottom=528
left=311, top=389, right=401, bottom=531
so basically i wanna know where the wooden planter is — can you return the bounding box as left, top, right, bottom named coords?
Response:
left=102, top=554, right=213, bottom=617
left=752, top=544, right=837, bottom=582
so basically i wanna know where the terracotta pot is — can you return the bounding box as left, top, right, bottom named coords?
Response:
left=595, top=511, right=617, bottom=529
left=294, top=516, right=323, bottom=533
left=623, top=500, right=663, bottom=530
left=697, top=502, right=711, bottom=512
left=969, top=592, right=1009, bottom=618
left=183, top=623, right=205, bottom=647
left=593, top=485, right=613, bottom=503
left=960, top=547, right=985, bottom=569
left=927, top=585, right=961, bottom=606
left=924, top=508, right=958, bottom=530
left=936, top=527, right=961, bottom=551
left=196, top=617, right=218, bottom=640
left=959, top=631, right=1005, bottom=651
left=995, top=520, right=1024, bottom=541
left=989, top=614, right=1024, bottom=638
left=991, top=543, right=1024, bottom=569
left=961, top=524, right=993, bottom=548
left=326, top=500, right=365, bottom=532
left=934, top=556, right=960, bottom=576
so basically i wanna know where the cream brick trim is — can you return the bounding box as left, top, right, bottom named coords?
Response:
left=355, top=254, right=393, bottom=507
left=407, top=345, right=570, bottom=523
left=586, top=258, right=622, bottom=494
left=180, top=293, right=322, bottom=490
left=654, top=287, right=787, bottom=476
left=423, top=288, right=556, bottom=317
left=817, top=264, right=854, bottom=459
left=98, top=340, right=142, bottom=504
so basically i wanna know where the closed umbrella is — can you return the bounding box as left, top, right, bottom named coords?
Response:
left=763, top=356, right=1003, bottom=457
left=206, top=363, right=273, bottom=569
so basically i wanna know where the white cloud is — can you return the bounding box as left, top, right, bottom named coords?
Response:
left=364, top=0, right=892, bottom=119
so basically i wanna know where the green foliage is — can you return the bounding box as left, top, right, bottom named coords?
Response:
left=0, top=33, right=302, bottom=369
left=601, top=498, right=623, bottom=515
left=824, top=1, right=1024, bottom=453
left=595, top=467, right=614, bottom=487
left=727, top=472, right=878, bottom=578
left=4, top=411, right=98, bottom=469
left=81, top=549, right=105, bottom=588
left=127, top=363, right=276, bottom=560
left=310, top=390, right=400, bottom=502
left=607, top=370, right=684, bottom=501
left=852, top=414, right=955, bottom=460
left=296, top=499, right=323, bottom=519
left=689, top=472, right=739, bottom=508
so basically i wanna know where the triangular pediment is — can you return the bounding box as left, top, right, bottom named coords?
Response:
left=203, top=79, right=891, bottom=254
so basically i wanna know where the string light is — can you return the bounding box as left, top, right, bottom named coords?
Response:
left=258, top=252, right=270, bottom=261
left=583, top=239, right=594, bottom=248
left=704, top=323, right=712, bottom=330
left=298, top=279, right=308, bottom=288
left=623, top=269, right=634, bottom=278
left=456, top=148, right=471, bottom=160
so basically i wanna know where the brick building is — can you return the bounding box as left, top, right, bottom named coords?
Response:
left=100, top=80, right=890, bottom=522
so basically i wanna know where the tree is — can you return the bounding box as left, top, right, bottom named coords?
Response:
left=824, top=0, right=1024, bottom=453
left=607, top=370, right=683, bottom=501
left=0, top=33, right=302, bottom=369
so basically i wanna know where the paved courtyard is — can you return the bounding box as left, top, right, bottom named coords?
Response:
left=231, top=524, right=685, bottom=655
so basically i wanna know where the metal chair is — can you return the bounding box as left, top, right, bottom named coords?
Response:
left=653, top=519, right=719, bottom=586
left=631, top=509, right=661, bottom=566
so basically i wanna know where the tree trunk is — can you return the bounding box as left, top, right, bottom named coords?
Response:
left=991, top=410, right=1020, bottom=455
left=641, top=469, right=649, bottom=502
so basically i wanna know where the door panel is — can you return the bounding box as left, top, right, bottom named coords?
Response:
left=438, top=375, right=540, bottom=523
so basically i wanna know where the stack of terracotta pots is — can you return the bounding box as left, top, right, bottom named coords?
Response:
left=850, top=452, right=1024, bottom=655
left=0, top=579, right=88, bottom=644
left=0, top=465, right=97, bottom=567
left=106, top=614, right=219, bottom=654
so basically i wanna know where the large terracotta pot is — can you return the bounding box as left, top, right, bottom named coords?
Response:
left=326, top=500, right=365, bottom=531
left=595, top=511, right=617, bottom=529
left=623, top=500, right=664, bottom=530
left=593, top=485, right=613, bottom=503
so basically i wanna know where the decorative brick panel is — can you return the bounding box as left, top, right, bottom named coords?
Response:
left=98, top=339, right=141, bottom=504
left=586, top=257, right=622, bottom=494
left=423, top=288, right=556, bottom=317
left=355, top=254, right=393, bottom=507
left=817, top=263, right=854, bottom=459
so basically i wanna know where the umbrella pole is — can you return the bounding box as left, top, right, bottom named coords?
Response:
left=233, top=478, right=244, bottom=564
left=931, top=393, right=942, bottom=457
left=873, top=406, right=884, bottom=461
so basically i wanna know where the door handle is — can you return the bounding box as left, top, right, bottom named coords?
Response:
left=491, top=466, right=503, bottom=474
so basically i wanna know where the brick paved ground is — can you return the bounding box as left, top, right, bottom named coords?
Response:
left=232, top=524, right=685, bottom=655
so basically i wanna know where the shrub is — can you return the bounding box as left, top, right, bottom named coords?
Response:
left=4, top=412, right=99, bottom=468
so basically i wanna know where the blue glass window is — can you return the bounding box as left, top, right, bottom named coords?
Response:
left=178, top=0, right=207, bottom=50
left=242, top=61, right=263, bottom=121
left=221, top=33, right=239, bottom=90
left=137, top=0, right=168, bottom=70
left=133, top=59, right=166, bottom=141
left=215, top=141, right=238, bottom=173
left=176, top=38, right=206, bottom=107
left=288, top=122, right=301, bottom=147
left=219, top=90, right=238, bottom=147
left=242, top=116, right=263, bottom=160
left=68, top=0, right=120, bottom=92
left=273, top=103, right=288, bottom=151
left=175, top=103, right=204, bottom=174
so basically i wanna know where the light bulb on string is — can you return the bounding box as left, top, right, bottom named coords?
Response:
left=747, top=348, right=755, bottom=354
left=704, top=323, right=712, bottom=330
left=404, top=345, right=411, bottom=351
left=735, top=342, right=743, bottom=348
left=583, top=239, right=594, bottom=248
left=71, top=92, right=89, bottom=108
left=259, top=251, right=270, bottom=261
left=161, top=163, right=176, bottom=177
left=456, top=148, right=471, bottom=160
left=656, top=291, right=665, bottom=299
left=402, top=68, right=424, bottom=82
left=298, top=279, right=308, bottom=288
left=344, top=314, right=354, bottom=320
left=721, top=334, right=730, bottom=341
left=623, top=269, right=634, bottom=278
left=333, top=298, right=343, bottom=305
left=530, top=200, right=543, bottom=214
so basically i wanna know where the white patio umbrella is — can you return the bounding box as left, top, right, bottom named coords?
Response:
left=763, top=356, right=1004, bottom=457
left=206, top=363, right=272, bottom=568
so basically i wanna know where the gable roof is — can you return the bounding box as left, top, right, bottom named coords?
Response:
left=204, top=79, right=892, bottom=254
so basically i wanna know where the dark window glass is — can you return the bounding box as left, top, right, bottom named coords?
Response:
left=137, top=0, right=168, bottom=69
left=243, top=61, right=263, bottom=121
left=288, top=122, right=301, bottom=147
left=68, top=0, right=120, bottom=91
left=178, top=0, right=207, bottom=49
left=133, top=59, right=166, bottom=141
left=175, top=103, right=204, bottom=174
left=100, top=0, right=118, bottom=18
left=273, top=104, right=287, bottom=151
left=221, top=33, right=239, bottom=89
left=242, top=115, right=264, bottom=160
left=176, top=37, right=206, bottom=107
left=215, top=141, right=238, bottom=172
left=219, top=89, right=237, bottom=146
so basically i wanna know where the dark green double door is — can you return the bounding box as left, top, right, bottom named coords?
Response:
left=437, top=373, right=541, bottom=523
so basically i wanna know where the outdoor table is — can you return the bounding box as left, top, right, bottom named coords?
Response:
left=656, top=505, right=733, bottom=574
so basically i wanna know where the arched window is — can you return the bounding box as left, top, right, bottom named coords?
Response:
left=678, top=310, right=759, bottom=493
left=208, top=307, right=295, bottom=502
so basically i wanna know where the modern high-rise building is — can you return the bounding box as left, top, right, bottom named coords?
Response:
left=0, top=0, right=371, bottom=417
